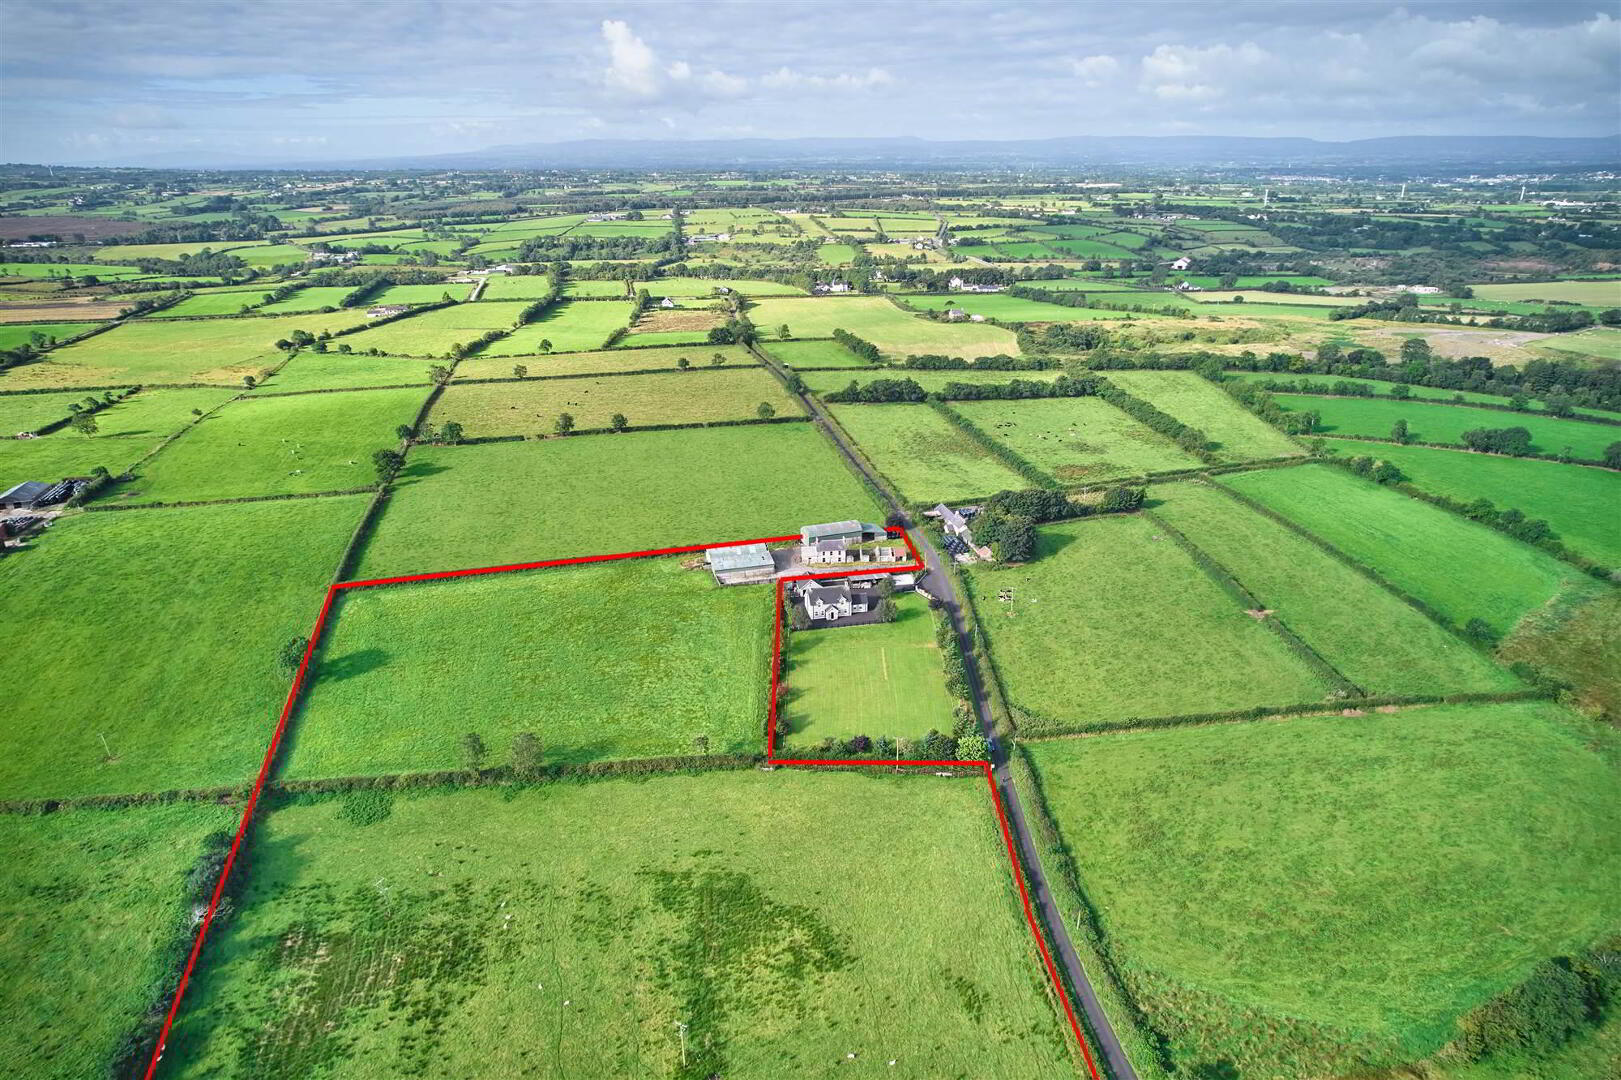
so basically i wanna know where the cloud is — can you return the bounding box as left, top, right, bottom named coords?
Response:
left=1065, top=55, right=1120, bottom=87
left=761, top=66, right=893, bottom=90
left=601, top=19, right=662, bottom=98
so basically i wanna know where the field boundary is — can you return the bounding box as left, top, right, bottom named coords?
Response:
left=140, top=525, right=1104, bottom=1080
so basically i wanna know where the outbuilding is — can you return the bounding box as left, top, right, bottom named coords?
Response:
left=0, top=481, right=52, bottom=510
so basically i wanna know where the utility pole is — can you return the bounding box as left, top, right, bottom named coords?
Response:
left=675, top=1022, right=688, bottom=1068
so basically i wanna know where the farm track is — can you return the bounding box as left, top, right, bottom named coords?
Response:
left=753, top=341, right=1140, bottom=1080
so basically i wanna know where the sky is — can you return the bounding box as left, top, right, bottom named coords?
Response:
left=2, top=0, right=1618, bottom=165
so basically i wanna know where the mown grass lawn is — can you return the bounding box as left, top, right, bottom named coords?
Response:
left=953, top=397, right=1202, bottom=482
left=0, top=310, right=373, bottom=389
left=339, top=301, right=530, bottom=356
left=1277, top=394, right=1618, bottom=459
left=255, top=351, right=434, bottom=392
left=747, top=296, right=1020, bottom=358
left=256, top=285, right=356, bottom=314
left=117, top=386, right=428, bottom=503
left=1101, top=370, right=1303, bottom=461
left=286, top=557, right=769, bottom=775
left=455, top=343, right=752, bottom=380
left=1330, top=440, right=1621, bottom=568
left=354, top=424, right=880, bottom=577
left=828, top=403, right=1026, bottom=503
left=482, top=300, right=635, bottom=355
left=164, top=772, right=1080, bottom=1080
left=1151, top=481, right=1522, bottom=695
left=969, top=515, right=1331, bottom=730
left=149, top=287, right=281, bottom=318
left=0, top=386, right=238, bottom=480
left=1023, top=701, right=1621, bottom=1074
left=782, top=595, right=956, bottom=748
left=0, top=496, right=367, bottom=799
left=0, top=802, right=241, bottom=1080
left=1222, top=464, right=1603, bottom=636
left=432, top=368, right=797, bottom=436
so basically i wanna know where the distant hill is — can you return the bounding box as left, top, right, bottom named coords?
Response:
left=76, top=134, right=1621, bottom=171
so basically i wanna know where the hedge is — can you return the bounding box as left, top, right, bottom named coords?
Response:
left=1321, top=433, right=1619, bottom=473
left=85, top=487, right=375, bottom=512
left=928, top=399, right=1057, bottom=487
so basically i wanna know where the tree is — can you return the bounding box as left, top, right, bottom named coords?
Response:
left=610, top=412, right=629, bottom=432
left=512, top=364, right=528, bottom=379
left=1391, top=418, right=1410, bottom=444
left=956, top=733, right=990, bottom=761
left=1389, top=383, right=1411, bottom=399
left=427, top=364, right=452, bottom=386
left=372, top=448, right=404, bottom=483
left=875, top=596, right=897, bottom=623
left=693, top=734, right=710, bottom=754
left=511, top=732, right=542, bottom=778
left=242, top=375, right=256, bottom=389
left=276, top=636, right=309, bottom=678
left=1462, top=618, right=1499, bottom=646
left=440, top=421, right=464, bottom=444
left=69, top=412, right=98, bottom=437
left=1605, top=441, right=1621, bottom=469
left=554, top=412, right=575, bottom=436
left=538, top=339, right=552, bottom=354
left=709, top=352, right=725, bottom=366
left=777, top=323, right=791, bottom=340
left=396, top=424, right=415, bottom=440
left=459, top=732, right=488, bottom=774
left=677, top=357, right=691, bottom=370
left=756, top=401, right=776, bottom=419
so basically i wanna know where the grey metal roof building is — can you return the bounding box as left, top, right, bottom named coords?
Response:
left=0, top=481, right=52, bottom=509
left=801, top=520, right=883, bottom=545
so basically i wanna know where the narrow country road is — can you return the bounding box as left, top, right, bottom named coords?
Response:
left=755, top=344, right=1140, bottom=1080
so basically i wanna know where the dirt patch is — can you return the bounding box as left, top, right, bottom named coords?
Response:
left=631, top=309, right=722, bottom=333
left=0, top=215, right=151, bottom=241
left=1244, top=608, right=1275, bottom=619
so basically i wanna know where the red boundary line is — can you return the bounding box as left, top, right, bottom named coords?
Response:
left=142, top=526, right=1101, bottom=1080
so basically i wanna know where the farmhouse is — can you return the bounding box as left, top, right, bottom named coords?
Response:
left=813, top=280, right=852, bottom=294
left=945, top=308, right=968, bottom=321
left=309, top=251, right=358, bottom=264
left=659, top=297, right=677, bottom=309
left=366, top=304, right=410, bottom=318
left=705, top=542, right=777, bottom=585
left=802, top=582, right=871, bottom=622
left=805, top=538, right=850, bottom=565
left=1169, top=256, right=1193, bottom=271
left=932, top=503, right=993, bottom=562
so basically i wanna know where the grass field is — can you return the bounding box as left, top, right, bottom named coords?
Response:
left=953, top=397, right=1203, bottom=482
left=256, top=286, right=355, bottom=314
left=970, top=515, right=1332, bottom=729
left=431, top=368, right=797, bottom=435
left=354, top=424, right=879, bottom=577
left=1331, top=441, right=1621, bottom=568
left=1277, top=394, right=1619, bottom=459
left=0, top=496, right=366, bottom=799
left=828, top=403, right=1027, bottom=502
left=163, top=772, right=1080, bottom=1080
left=907, top=295, right=1164, bottom=322
left=0, top=310, right=372, bottom=388
left=782, top=595, right=956, bottom=748
left=1528, top=326, right=1621, bottom=362
left=149, top=288, right=278, bottom=318
left=287, top=558, right=768, bottom=775
left=1151, top=481, right=1522, bottom=695
left=117, top=386, right=427, bottom=502
left=747, top=297, right=1019, bottom=358
left=1222, top=464, right=1603, bottom=635
left=372, top=283, right=472, bottom=305
left=644, top=277, right=805, bottom=296
left=256, top=350, right=433, bottom=392
left=482, top=300, right=635, bottom=355
left=1226, top=371, right=1620, bottom=420
left=1023, top=701, right=1621, bottom=1073
left=1471, top=280, right=1621, bottom=306
left=0, top=802, right=241, bottom=1080
left=0, top=386, right=238, bottom=479
left=480, top=275, right=567, bottom=300
left=758, top=338, right=869, bottom=368
left=1101, top=371, right=1304, bottom=460
left=0, top=321, right=101, bottom=349
left=804, top=369, right=1063, bottom=396
left=339, top=301, right=530, bottom=356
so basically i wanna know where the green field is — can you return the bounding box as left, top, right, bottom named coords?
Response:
left=559, top=278, right=633, bottom=298
left=0, top=496, right=365, bottom=798
left=0, top=802, right=240, bottom=1080
left=782, top=595, right=956, bottom=748
left=339, top=301, right=529, bottom=356
left=256, top=286, right=355, bottom=314
left=372, top=283, right=472, bottom=306
left=953, top=397, right=1203, bottom=482
left=287, top=558, right=768, bottom=775
left=0, top=261, right=148, bottom=279
left=1102, top=371, right=1304, bottom=460
left=481, top=300, right=635, bottom=355
left=1222, top=464, right=1603, bottom=635
left=758, top=338, right=869, bottom=368
left=0, top=310, right=373, bottom=389
left=747, top=297, right=1020, bottom=359
left=828, top=403, right=1026, bottom=502
left=644, top=277, right=805, bottom=296
left=149, top=287, right=278, bottom=318
left=1227, top=371, right=1621, bottom=420
left=1277, top=394, right=1619, bottom=459
left=0, top=321, right=101, bottom=349
left=163, top=772, right=1080, bottom=1080
left=1471, top=280, right=1621, bottom=306
left=117, top=386, right=426, bottom=502
left=1326, top=441, right=1621, bottom=568
left=970, top=515, right=1332, bottom=730
left=1023, top=701, right=1621, bottom=1073
left=1152, top=481, right=1522, bottom=694
left=256, top=350, right=433, bottom=392
left=1529, top=326, right=1621, bottom=362
left=432, top=368, right=796, bottom=435
left=804, top=369, right=1063, bottom=396
left=354, top=424, right=879, bottom=577
left=477, top=274, right=564, bottom=299
left=0, top=386, right=237, bottom=479
left=455, top=343, right=752, bottom=380
left=908, top=295, right=1162, bottom=322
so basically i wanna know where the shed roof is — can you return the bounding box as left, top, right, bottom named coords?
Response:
left=0, top=481, right=51, bottom=504
left=705, top=543, right=774, bottom=572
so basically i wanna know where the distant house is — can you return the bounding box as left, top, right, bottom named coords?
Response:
left=812, top=280, right=852, bottom=294
left=803, top=582, right=871, bottom=622
left=1397, top=284, right=1443, bottom=295
left=932, top=503, right=992, bottom=561
left=948, top=275, right=965, bottom=290
left=968, top=313, right=986, bottom=322
left=801, top=520, right=883, bottom=546
left=705, top=543, right=776, bottom=585
left=366, top=304, right=410, bottom=318
left=659, top=297, right=677, bottom=309
left=1169, top=256, right=1192, bottom=272
left=945, top=307, right=968, bottom=321
left=1173, top=281, right=1201, bottom=292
